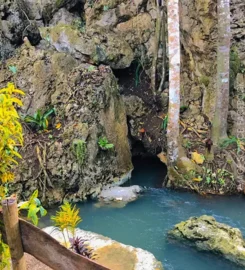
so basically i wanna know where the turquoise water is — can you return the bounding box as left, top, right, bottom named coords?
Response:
left=44, top=158, right=245, bottom=270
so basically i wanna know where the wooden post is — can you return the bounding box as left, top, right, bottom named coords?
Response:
left=2, top=198, right=26, bottom=270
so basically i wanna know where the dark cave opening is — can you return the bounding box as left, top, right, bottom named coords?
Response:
left=125, top=155, right=167, bottom=188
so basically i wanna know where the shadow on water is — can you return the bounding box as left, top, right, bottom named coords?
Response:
left=42, top=157, right=245, bottom=270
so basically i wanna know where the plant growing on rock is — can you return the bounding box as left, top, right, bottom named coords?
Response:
left=72, top=139, right=87, bottom=166
left=24, top=108, right=55, bottom=131
left=220, top=136, right=245, bottom=154
left=98, top=137, right=114, bottom=150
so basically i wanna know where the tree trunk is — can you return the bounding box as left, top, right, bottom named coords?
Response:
left=167, top=0, right=181, bottom=164
left=212, top=0, right=231, bottom=145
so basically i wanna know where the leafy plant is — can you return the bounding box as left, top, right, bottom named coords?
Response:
left=69, top=237, right=94, bottom=259
left=0, top=235, right=10, bottom=270
left=19, top=190, right=47, bottom=226
left=161, top=115, right=168, bottom=131
left=0, top=83, right=24, bottom=197
left=51, top=201, right=82, bottom=237
left=220, top=136, right=245, bottom=153
left=202, top=167, right=233, bottom=186
left=72, top=139, right=86, bottom=166
left=98, top=137, right=114, bottom=150
left=24, top=108, right=55, bottom=131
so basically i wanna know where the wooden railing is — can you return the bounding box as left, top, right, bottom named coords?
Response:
left=0, top=198, right=110, bottom=270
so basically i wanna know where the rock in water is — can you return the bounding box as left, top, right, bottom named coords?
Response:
left=98, top=185, right=143, bottom=202
left=168, top=215, right=245, bottom=267
left=44, top=227, right=164, bottom=270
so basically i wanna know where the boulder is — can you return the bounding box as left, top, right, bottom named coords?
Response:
left=40, top=24, right=134, bottom=69
left=168, top=215, right=245, bottom=267
left=43, top=227, right=164, bottom=270
left=98, top=185, right=143, bottom=202
left=0, top=45, right=133, bottom=205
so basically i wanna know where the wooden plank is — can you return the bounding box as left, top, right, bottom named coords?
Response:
left=2, top=198, right=26, bottom=270
left=0, top=212, right=110, bottom=270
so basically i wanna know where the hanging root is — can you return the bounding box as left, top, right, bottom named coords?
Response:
left=158, top=7, right=166, bottom=92
left=151, top=0, right=162, bottom=98
left=36, top=144, right=53, bottom=201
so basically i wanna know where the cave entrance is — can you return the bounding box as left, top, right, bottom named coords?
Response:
left=127, top=156, right=167, bottom=188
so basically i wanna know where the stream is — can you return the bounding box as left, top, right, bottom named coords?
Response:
left=43, top=157, right=245, bottom=270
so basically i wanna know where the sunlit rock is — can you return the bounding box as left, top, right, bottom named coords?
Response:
left=44, top=227, right=164, bottom=270
left=168, top=215, right=245, bottom=267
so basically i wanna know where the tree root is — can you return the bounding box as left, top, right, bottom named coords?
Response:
left=36, top=144, right=53, bottom=201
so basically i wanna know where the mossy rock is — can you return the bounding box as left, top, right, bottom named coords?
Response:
left=168, top=215, right=245, bottom=267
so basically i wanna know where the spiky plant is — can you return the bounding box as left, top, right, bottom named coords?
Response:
left=69, top=237, right=95, bottom=259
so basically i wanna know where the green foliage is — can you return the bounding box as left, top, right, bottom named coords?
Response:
left=230, top=47, right=241, bottom=89
left=182, top=138, right=192, bottom=149
left=19, top=190, right=47, bottom=226
left=0, top=83, right=24, bottom=197
left=51, top=201, right=82, bottom=236
left=98, top=137, right=114, bottom=150
left=0, top=235, right=10, bottom=270
left=103, top=5, right=109, bottom=11
left=72, top=139, right=86, bottom=166
left=220, top=136, right=245, bottom=154
left=24, top=108, right=55, bottom=131
left=202, top=167, right=234, bottom=186
left=180, top=105, right=189, bottom=113
left=161, top=115, right=168, bottom=131
left=87, top=65, right=96, bottom=72
left=72, top=19, right=86, bottom=33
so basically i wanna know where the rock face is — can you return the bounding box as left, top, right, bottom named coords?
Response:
left=43, top=227, right=164, bottom=270
left=168, top=215, right=245, bottom=267
left=0, top=44, right=132, bottom=205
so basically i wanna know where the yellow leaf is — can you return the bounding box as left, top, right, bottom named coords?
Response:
left=191, top=151, right=205, bottom=165
left=192, top=177, right=202, bottom=182
left=56, top=123, right=62, bottom=129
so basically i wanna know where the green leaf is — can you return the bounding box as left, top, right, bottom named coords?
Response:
left=39, top=206, right=47, bottom=217
left=34, top=198, right=41, bottom=206
left=103, top=5, right=109, bottom=11
left=9, top=66, right=17, bottom=74
left=88, top=65, right=96, bottom=72
left=43, top=108, right=55, bottom=119
left=29, top=190, right=38, bottom=204
left=105, top=144, right=114, bottom=149
left=19, top=201, right=29, bottom=210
